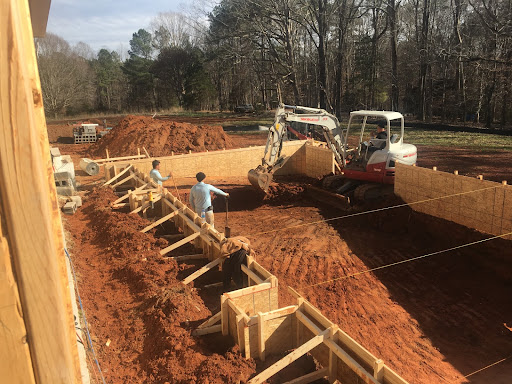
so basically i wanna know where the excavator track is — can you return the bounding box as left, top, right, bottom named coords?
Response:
left=353, top=183, right=394, bottom=203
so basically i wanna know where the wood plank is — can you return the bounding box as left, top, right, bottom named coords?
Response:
left=258, top=312, right=266, bottom=361
left=111, top=173, right=135, bottom=189
left=236, top=314, right=245, bottom=353
left=141, top=211, right=179, bottom=233
left=94, top=154, right=146, bottom=163
left=382, top=366, right=410, bottom=384
left=264, top=305, right=298, bottom=322
left=191, top=324, right=221, bottom=336
left=143, top=146, right=151, bottom=158
left=296, top=311, right=380, bottom=384
left=224, top=283, right=271, bottom=300
left=0, top=0, right=81, bottom=381
left=170, top=253, right=206, bottom=262
left=130, top=195, right=161, bottom=214
left=247, top=328, right=330, bottom=384
left=197, top=311, right=221, bottom=329
left=221, top=295, right=228, bottom=336
left=241, top=264, right=264, bottom=284
left=182, top=257, right=224, bottom=285
left=1, top=207, right=36, bottom=384
left=160, top=232, right=200, bottom=256
left=103, top=164, right=132, bottom=186
left=283, top=367, right=329, bottom=384
left=251, top=260, right=273, bottom=280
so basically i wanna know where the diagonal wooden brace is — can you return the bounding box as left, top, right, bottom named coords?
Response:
left=160, top=232, right=200, bottom=255
left=103, top=164, right=132, bottom=186
left=182, top=257, right=225, bottom=285
left=140, top=211, right=178, bottom=233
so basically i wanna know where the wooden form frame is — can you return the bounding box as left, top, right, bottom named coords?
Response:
left=197, top=278, right=409, bottom=384
left=108, top=167, right=409, bottom=384
left=109, top=166, right=229, bottom=284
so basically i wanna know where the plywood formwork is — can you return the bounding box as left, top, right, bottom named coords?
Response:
left=103, top=141, right=336, bottom=181
left=395, top=163, right=512, bottom=240
left=212, top=282, right=409, bottom=384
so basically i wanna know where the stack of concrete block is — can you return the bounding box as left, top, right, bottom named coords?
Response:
left=54, top=172, right=75, bottom=196
left=395, top=163, right=511, bottom=240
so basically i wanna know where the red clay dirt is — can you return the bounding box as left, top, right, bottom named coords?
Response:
left=65, top=188, right=255, bottom=384
left=89, top=115, right=235, bottom=158
left=200, top=178, right=512, bottom=384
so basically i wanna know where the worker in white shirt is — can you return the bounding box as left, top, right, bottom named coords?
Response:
left=189, top=172, right=229, bottom=228
left=149, top=160, right=172, bottom=186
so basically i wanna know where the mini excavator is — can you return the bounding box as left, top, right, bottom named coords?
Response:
left=248, top=104, right=417, bottom=202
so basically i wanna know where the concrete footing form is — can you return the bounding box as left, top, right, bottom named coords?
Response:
left=101, top=142, right=510, bottom=384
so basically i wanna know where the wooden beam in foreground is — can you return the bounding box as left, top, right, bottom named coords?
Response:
left=103, top=164, right=132, bottom=186
left=182, top=257, right=224, bottom=285
left=247, top=328, right=331, bottom=384
left=140, top=211, right=178, bottom=233
left=0, top=0, right=81, bottom=381
left=160, top=232, right=200, bottom=255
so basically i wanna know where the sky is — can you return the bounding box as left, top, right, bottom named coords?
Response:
left=46, top=0, right=195, bottom=54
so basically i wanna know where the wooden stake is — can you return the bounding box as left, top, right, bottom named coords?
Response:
left=258, top=312, right=266, bottom=361
left=454, top=170, right=459, bottom=175
left=106, top=148, right=109, bottom=159
left=221, top=295, right=228, bottom=336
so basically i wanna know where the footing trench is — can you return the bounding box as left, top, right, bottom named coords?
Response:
left=105, top=165, right=409, bottom=384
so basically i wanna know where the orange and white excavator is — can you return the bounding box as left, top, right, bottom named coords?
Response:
left=248, top=104, right=417, bottom=201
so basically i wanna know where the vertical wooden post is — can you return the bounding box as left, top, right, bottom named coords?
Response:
left=221, top=295, right=228, bottom=336
left=258, top=312, right=266, bottom=361
left=373, top=359, right=384, bottom=382
left=0, top=0, right=81, bottom=382
left=328, top=326, right=339, bottom=383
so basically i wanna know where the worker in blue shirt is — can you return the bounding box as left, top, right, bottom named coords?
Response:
left=190, top=172, right=229, bottom=228
left=149, top=160, right=172, bottom=186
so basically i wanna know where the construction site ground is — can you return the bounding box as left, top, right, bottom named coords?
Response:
left=51, top=118, right=512, bottom=384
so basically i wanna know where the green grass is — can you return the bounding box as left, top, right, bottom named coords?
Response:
left=341, top=123, right=512, bottom=151
left=403, top=128, right=512, bottom=151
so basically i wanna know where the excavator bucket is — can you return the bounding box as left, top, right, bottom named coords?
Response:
left=248, top=167, right=273, bottom=193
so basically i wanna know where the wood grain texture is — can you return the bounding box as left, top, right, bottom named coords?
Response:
left=0, top=0, right=81, bottom=382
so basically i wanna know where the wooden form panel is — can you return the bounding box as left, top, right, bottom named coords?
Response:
left=304, top=144, right=335, bottom=178
left=104, top=140, right=308, bottom=179
left=395, top=163, right=512, bottom=239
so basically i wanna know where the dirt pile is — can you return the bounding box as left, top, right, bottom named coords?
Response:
left=66, top=188, right=255, bottom=383
left=90, top=115, right=235, bottom=158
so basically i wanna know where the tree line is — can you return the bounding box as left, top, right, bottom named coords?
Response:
left=36, top=3, right=511, bottom=127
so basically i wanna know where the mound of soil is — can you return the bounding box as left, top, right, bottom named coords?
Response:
left=65, top=188, right=255, bottom=383
left=90, top=115, right=235, bottom=158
